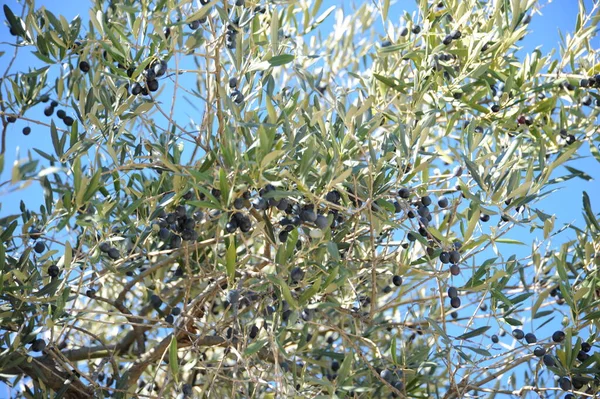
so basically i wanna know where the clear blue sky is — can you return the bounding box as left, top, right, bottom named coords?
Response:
left=0, top=0, right=599, bottom=397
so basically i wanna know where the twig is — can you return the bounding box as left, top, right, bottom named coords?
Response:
left=0, top=5, right=24, bottom=155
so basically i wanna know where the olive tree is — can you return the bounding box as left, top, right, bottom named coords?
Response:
left=0, top=0, right=599, bottom=398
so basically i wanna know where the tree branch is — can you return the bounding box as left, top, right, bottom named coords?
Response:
left=442, top=354, right=534, bottom=399
left=2, top=353, right=94, bottom=399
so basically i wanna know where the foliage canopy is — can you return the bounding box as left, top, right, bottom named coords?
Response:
left=0, top=0, right=600, bottom=398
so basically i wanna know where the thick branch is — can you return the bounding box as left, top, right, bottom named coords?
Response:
left=114, top=334, right=225, bottom=398
left=2, top=353, right=94, bottom=399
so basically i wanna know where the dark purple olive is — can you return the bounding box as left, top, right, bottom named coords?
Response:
left=147, top=79, right=159, bottom=92
left=107, top=247, right=120, bottom=260
left=581, top=342, right=591, bottom=352
left=450, top=296, right=461, bottom=308
left=512, top=329, right=524, bottom=340
left=449, top=264, right=460, bottom=276
left=533, top=346, right=546, bottom=357
left=31, top=338, right=46, bottom=352
left=33, top=241, right=45, bottom=253
left=449, top=250, right=460, bottom=264
left=48, top=264, right=60, bottom=278
left=79, top=60, right=90, bottom=73
left=552, top=331, right=565, bottom=343
left=524, top=333, right=537, bottom=344
left=447, top=286, right=458, bottom=298
left=558, top=377, right=571, bottom=391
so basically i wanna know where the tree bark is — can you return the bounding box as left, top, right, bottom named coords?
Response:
left=2, top=353, right=94, bottom=399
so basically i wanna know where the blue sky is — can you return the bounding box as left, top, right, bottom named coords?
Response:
left=1, top=0, right=599, bottom=397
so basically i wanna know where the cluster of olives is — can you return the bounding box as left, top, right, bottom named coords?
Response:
left=550, top=286, right=567, bottom=305
left=27, top=228, right=46, bottom=254
left=130, top=59, right=168, bottom=96
left=229, top=76, right=245, bottom=104
left=558, top=129, right=577, bottom=146
left=225, top=211, right=252, bottom=233
left=146, top=293, right=183, bottom=324
left=99, top=241, right=121, bottom=260
left=399, top=190, right=435, bottom=237
left=371, top=187, right=470, bottom=294
left=516, top=114, right=533, bottom=126
left=225, top=21, right=237, bottom=49
left=546, top=330, right=594, bottom=394
left=447, top=286, right=461, bottom=309
left=188, top=14, right=207, bottom=30
left=397, top=189, right=464, bottom=261
left=380, top=367, right=404, bottom=397
left=576, top=74, right=600, bottom=107
left=380, top=21, right=426, bottom=47
left=27, top=228, right=59, bottom=277
left=71, top=40, right=167, bottom=97
left=151, top=201, right=200, bottom=249
left=246, top=184, right=344, bottom=241
left=85, top=183, right=348, bottom=283
left=511, top=328, right=537, bottom=344
left=432, top=54, right=461, bottom=80
left=32, top=93, right=75, bottom=127
left=486, top=327, right=596, bottom=395
left=501, top=328, right=595, bottom=395
left=96, top=372, right=117, bottom=396
left=442, top=29, right=461, bottom=46
left=42, top=98, right=58, bottom=117
left=55, top=108, right=74, bottom=126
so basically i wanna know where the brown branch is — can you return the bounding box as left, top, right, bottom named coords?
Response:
left=95, top=296, right=146, bottom=355
left=114, top=237, right=217, bottom=309
left=442, top=354, right=534, bottom=399
left=116, top=328, right=280, bottom=397
left=113, top=276, right=281, bottom=396
left=115, top=333, right=226, bottom=395
left=2, top=353, right=94, bottom=399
